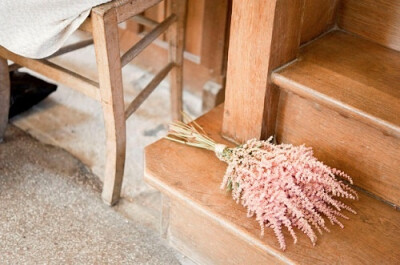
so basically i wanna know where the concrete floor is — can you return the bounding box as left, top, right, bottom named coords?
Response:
left=1, top=32, right=201, bottom=264
left=0, top=126, right=181, bottom=264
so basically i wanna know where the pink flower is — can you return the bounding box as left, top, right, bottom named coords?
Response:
left=166, top=119, right=357, bottom=251
left=219, top=138, right=357, bottom=250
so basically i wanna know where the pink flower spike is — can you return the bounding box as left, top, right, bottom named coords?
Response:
left=219, top=139, right=357, bottom=250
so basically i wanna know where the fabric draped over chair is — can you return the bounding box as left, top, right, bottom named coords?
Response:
left=0, top=0, right=111, bottom=58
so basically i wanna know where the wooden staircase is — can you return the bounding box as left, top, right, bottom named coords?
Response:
left=145, top=106, right=400, bottom=264
left=144, top=0, right=400, bottom=264
left=272, top=30, right=400, bottom=205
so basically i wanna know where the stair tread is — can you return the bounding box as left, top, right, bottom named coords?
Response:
left=144, top=105, right=400, bottom=265
left=272, top=31, right=400, bottom=137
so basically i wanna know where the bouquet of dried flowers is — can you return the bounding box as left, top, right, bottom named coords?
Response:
left=165, top=116, right=358, bottom=250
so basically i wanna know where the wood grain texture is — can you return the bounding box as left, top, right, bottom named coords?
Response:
left=222, top=0, right=304, bottom=143
left=300, top=0, right=338, bottom=44
left=132, top=14, right=159, bottom=28
left=143, top=0, right=166, bottom=32
left=277, top=92, right=400, bottom=206
left=142, top=0, right=166, bottom=39
left=0, top=58, right=10, bottom=142
left=124, top=62, right=174, bottom=119
left=168, top=0, right=187, bottom=121
left=78, top=16, right=92, bottom=33
left=272, top=31, right=400, bottom=138
left=200, top=0, right=229, bottom=71
left=143, top=0, right=204, bottom=56
left=119, top=24, right=217, bottom=96
left=338, top=0, right=400, bottom=51
left=92, top=9, right=126, bottom=205
left=168, top=200, right=286, bottom=265
left=184, top=0, right=205, bottom=56
left=121, top=14, right=177, bottom=67
left=0, top=47, right=100, bottom=101
left=202, top=80, right=225, bottom=113
left=45, top=39, right=94, bottom=59
left=140, top=0, right=202, bottom=56
left=94, top=0, right=162, bottom=23
left=118, top=0, right=230, bottom=95
left=145, top=105, right=400, bottom=264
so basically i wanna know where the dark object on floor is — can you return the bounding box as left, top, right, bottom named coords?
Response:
left=9, top=71, right=57, bottom=118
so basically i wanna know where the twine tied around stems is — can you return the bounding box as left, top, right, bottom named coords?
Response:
left=214, top=144, right=228, bottom=161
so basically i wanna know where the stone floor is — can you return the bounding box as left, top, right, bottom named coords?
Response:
left=2, top=32, right=201, bottom=264
left=0, top=126, right=181, bottom=264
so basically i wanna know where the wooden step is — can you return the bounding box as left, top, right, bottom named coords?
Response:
left=272, top=31, right=400, bottom=138
left=271, top=31, right=400, bottom=205
left=144, top=105, right=400, bottom=265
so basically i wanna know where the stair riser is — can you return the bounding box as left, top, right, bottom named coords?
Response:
left=165, top=199, right=286, bottom=265
left=276, top=92, right=400, bottom=205
left=338, top=0, right=400, bottom=52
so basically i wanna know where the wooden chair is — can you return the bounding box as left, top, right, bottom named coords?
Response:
left=0, top=0, right=188, bottom=205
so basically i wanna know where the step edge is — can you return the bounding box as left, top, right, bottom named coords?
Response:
left=143, top=167, right=296, bottom=265
left=271, top=72, right=400, bottom=139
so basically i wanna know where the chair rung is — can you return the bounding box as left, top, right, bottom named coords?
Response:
left=7, top=40, right=94, bottom=72
left=132, top=15, right=159, bottom=28
left=125, top=62, right=175, bottom=120
left=46, top=39, right=94, bottom=59
left=121, top=14, right=177, bottom=67
left=0, top=46, right=100, bottom=101
left=8, top=63, right=21, bottom=72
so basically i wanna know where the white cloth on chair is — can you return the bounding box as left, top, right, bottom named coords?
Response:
left=0, top=0, right=111, bottom=59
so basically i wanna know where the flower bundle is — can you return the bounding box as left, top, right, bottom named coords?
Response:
left=166, top=117, right=358, bottom=250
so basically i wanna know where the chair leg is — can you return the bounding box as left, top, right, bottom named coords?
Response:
left=169, top=0, right=188, bottom=121
left=0, top=58, right=10, bottom=142
left=92, top=10, right=126, bottom=205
